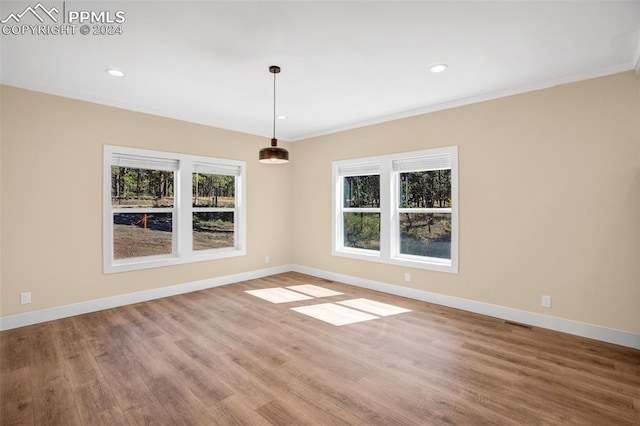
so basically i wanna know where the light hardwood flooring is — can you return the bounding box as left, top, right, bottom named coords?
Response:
left=1, top=272, right=639, bottom=425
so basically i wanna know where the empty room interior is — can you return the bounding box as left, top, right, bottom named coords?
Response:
left=1, top=1, right=639, bottom=425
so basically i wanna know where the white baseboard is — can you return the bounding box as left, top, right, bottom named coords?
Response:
left=291, top=265, right=640, bottom=350
left=0, top=265, right=292, bottom=331
left=3, top=263, right=638, bottom=350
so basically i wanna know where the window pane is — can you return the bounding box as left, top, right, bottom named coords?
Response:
left=193, top=212, right=235, bottom=251
left=399, top=213, right=451, bottom=259
left=113, top=213, right=173, bottom=260
left=193, top=173, right=235, bottom=207
left=399, top=170, right=451, bottom=208
left=111, top=167, right=174, bottom=208
left=343, top=212, right=380, bottom=251
left=343, top=175, right=380, bottom=208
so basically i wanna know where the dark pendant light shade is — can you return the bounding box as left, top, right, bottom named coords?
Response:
left=259, top=138, right=289, bottom=163
left=259, top=65, right=289, bottom=164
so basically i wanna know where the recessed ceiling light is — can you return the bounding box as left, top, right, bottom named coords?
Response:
left=106, top=68, right=124, bottom=77
left=277, top=115, right=287, bottom=120
left=430, top=64, right=448, bottom=73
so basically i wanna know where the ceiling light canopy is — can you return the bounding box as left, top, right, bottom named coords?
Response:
left=259, top=65, right=289, bottom=164
left=430, top=64, right=448, bottom=73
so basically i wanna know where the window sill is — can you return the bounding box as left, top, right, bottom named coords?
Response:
left=333, top=248, right=457, bottom=274
left=105, top=248, right=246, bottom=274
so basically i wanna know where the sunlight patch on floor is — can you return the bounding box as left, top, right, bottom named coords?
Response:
left=286, top=284, right=343, bottom=297
left=291, top=303, right=379, bottom=326
left=337, top=298, right=412, bottom=316
left=245, top=285, right=411, bottom=326
left=245, top=288, right=313, bottom=304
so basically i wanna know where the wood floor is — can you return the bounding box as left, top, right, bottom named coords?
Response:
left=1, top=272, right=639, bottom=425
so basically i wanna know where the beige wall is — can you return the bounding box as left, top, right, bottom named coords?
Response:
left=291, top=71, right=640, bottom=333
left=2, top=71, right=639, bottom=334
left=0, top=86, right=292, bottom=316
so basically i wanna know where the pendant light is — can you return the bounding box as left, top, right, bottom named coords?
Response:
left=259, top=65, right=289, bottom=164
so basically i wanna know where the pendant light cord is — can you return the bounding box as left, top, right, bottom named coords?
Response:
left=272, top=70, right=277, bottom=140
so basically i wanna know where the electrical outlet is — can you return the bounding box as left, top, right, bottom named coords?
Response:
left=404, top=272, right=411, bottom=282
left=541, top=295, right=551, bottom=308
left=20, top=292, right=31, bottom=305
left=265, top=255, right=270, bottom=264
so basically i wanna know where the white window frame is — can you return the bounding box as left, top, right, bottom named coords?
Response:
left=103, top=145, right=246, bottom=274
left=335, top=162, right=381, bottom=259
left=332, top=146, right=458, bottom=274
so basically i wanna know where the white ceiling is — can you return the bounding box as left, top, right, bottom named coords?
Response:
left=2, top=1, right=639, bottom=141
